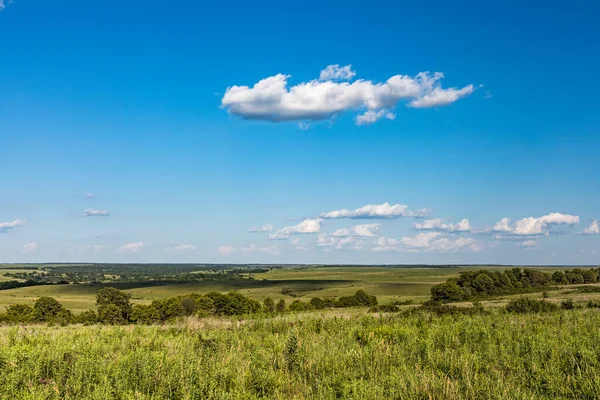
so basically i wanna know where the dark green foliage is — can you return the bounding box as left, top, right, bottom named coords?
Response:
left=586, top=300, right=600, bottom=308
left=390, top=299, right=414, bottom=306
left=368, top=304, right=400, bottom=313
left=560, top=299, right=576, bottom=310
left=310, top=297, right=335, bottom=309
left=130, top=304, right=162, bottom=324
left=335, top=290, right=378, bottom=308
left=33, top=297, right=71, bottom=323
left=574, top=286, right=600, bottom=293
left=430, top=268, right=595, bottom=303
left=505, top=297, right=559, bottom=313
left=542, top=291, right=549, bottom=298
left=276, top=299, right=286, bottom=312
left=73, top=310, right=98, bottom=325
left=96, top=287, right=132, bottom=323
left=583, top=270, right=597, bottom=283
left=431, top=282, right=464, bottom=302
left=284, top=333, right=299, bottom=372
left=263, top=297, right=275, bottom=313
left=288, top=300, right=315, bottom=312
left=5, top=304, right=34, bottom=323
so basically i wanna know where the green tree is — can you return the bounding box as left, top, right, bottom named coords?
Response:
left=6, top=304, right=33, bottom=322
left=430, top=282, right=464, bottom=302
left=96, top=287, right=131, bottom=323
left=583, top=270, right=597, bottom=284
left=33, top=297, right=69, bottom=322
left=263, top=297, right=275, bottom=313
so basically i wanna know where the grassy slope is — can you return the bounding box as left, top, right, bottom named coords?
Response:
left=1, top=310, right=600, bottom=399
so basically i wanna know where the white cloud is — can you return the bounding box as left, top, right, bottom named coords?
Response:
left=581, top=220, right=600, bottom=235
left=249, top=224, right=275, bottom=233
left=331, top=223, right=381, bottom=237
left=320, top=202, right=430, bottom=219
left=319, top=64, right=356, bottom=81
left=408, top=85, right=474, bottom=108
left=72, top=244, right=104, bottom=253
left=490, top=213, right=579, bottom=236
left=0, top=219, right=26, bottom=233
left=317, top=234, right=364, bottom=251
left=274, top=218, right=323, bottom=236
left=401, top=232, right=478, bottom=253
left=221, top=68, right=475, bottom=125
left=84, top=209, right=110, bottom=217
left=372, top=233, right=478, bottom=253
left=119, top=242, right=146, bottom=254
left=241, top=244, right=281, bottom=256
left=85, top=193, right=96, bottom=198
left=21, top=242, right=38, bottom=254
left=291, top=237, right=310, bottom=251
left=355, top=110, right=395, bottom=125
left=413, top=218, right=471, bottom=233
left=268, top=232, right=290, bottom=240
left=167, top=243, right=197, bottom=252
left=218, top=245, right=238, bottom=256
left=519, top=240, right=540, bottom=250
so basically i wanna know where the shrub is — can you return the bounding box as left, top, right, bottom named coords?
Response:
left=430, top=282, right=464, bottom=302
left=33, top=297, right=70, bottom=322
left=73, top=310, right=98, bottom=325
left=368, top=304, right=399, bottom=313
left=276, top=299, right=286, bottom=312
left=505, top=298, right=559, bottom=313
left=5, top=304, right=34, bottom=323
left=288, top=300, right=315, bottom=312
left=560, top=299, right=576, bottom=310
left=263, top=297, right=275, bottom=313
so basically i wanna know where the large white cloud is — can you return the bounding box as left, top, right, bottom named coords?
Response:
left=221, top=66, right=475, bottom=125
left=320, top=202, right=430, bottom=219
left=84, top=209, right=110, bottom=217
left=0, top=219, right=26, bottom=233
left=331, top=223, right=381, bottom=237
left=581, top=220, right=600, bottom=235
left=119, top=242, right=146, bottom=254
left=414, top=218, right=471, bottom=233
left=490, top=213, right=579, bottom=236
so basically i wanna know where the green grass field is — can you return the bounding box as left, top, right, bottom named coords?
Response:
left=1, top=265, right=598, bottom=313
left=2, top=309, right=600, bottom=399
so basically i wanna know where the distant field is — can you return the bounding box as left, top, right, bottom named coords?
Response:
left=0, top=265, right=597, bottom=313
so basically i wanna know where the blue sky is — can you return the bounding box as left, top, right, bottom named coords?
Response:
left=1, top=0, right=599, bottom=264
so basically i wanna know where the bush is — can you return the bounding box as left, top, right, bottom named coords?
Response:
left=288, top=300, right=315, bottom=312
left=430, top=282, right=464, bottom=302
left=560, top=299, right=576, bottom=310
left=335, top=290, right=378, bottom=308
left=73, top=310, right=98, bottom=325
left=5, top=304, right=34, bottom=323
left=505, top=298, right=559, bottom=313
left=263, top=297, right=275, bottom=313
left=368, top=304, right=399, bottom=313
left=276, top=299, right=286, bottom=312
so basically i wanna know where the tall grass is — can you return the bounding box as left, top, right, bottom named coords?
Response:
left=1, top=310, right=600, bottom=399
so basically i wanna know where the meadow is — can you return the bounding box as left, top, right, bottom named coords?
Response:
left=0, top=264, right=579, bottom=313
left=2, top=309, right=600, bottom=399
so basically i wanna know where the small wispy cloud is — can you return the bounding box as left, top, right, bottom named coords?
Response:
left=85, top=193, right=96, bottom=198
left=119, top=242, right=146, bottom=254
left=21, top=242, right=38, bottom=254
left=249, top=224, right=274, bottom=233
left=84, top=209, right=110, bottom=217
left=167, top=243, right=197, bottom=252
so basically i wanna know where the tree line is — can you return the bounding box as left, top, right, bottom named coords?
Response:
left=0, top=288, right=378, bottom=325
left=430, top=268, right=600, bottom=303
